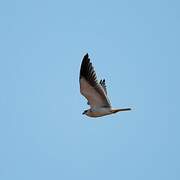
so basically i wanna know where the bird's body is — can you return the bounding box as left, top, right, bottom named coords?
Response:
left=84, top=107, right=112, bottom=117
left=84, top=107, right=131, bottom=117
left=79, top=53, right=131, bottom=118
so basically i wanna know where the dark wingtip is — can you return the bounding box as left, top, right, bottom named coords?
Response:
left=79, top=53, right=90, bottom=80
left=79, top=53, right=98, bottom=86
left=82, top=53, right=90, bottom=64
left=85, top=53, right=89, bottom=57
left=83, top=53, right=89, bottom=60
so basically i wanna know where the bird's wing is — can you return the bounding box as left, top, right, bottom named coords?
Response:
left=79, top=54, right=111, bottom=108
left=87, top=79, right=107, bottom=105
left=99, top=79, right=107, bottom=94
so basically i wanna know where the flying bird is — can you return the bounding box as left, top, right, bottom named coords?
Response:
left=79, top=53, right=131, bottom=117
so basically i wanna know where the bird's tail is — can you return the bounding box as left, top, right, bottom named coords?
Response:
left=111, top=108, right=131, bottom=114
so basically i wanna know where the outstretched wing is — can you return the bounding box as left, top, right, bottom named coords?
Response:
left=79, top=54, right=111, bottom=108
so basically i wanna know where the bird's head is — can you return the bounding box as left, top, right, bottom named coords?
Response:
left=82, top=110, right=88, bottom=115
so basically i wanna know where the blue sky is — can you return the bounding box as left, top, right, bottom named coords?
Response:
left=0, top=0, right=179, bottom=180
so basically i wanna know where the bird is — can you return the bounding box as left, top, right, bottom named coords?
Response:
left=79, top=53, right=131, bottom=118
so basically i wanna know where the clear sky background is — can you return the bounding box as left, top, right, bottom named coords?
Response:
left=0, top=0, right=179, bottom=180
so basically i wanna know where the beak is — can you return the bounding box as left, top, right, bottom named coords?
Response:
left=82, top=110, right=88, bottom=115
